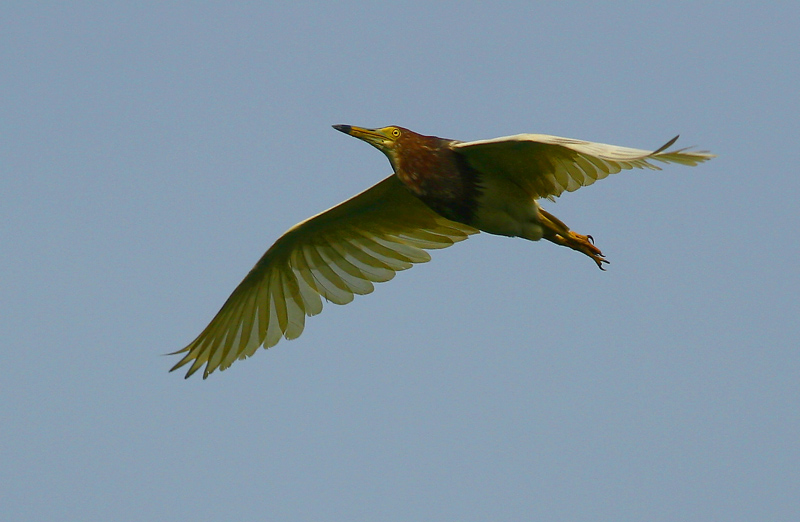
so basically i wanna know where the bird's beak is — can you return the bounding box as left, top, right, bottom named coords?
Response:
left=333, top=124, right=390, bottom=149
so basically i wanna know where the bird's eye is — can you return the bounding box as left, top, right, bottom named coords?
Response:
left=391, top=128, right=401, bottom=138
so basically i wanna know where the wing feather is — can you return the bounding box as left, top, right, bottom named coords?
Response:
left=328, top=237, right=397, bottom=282
left=317, top=242, right=371, bottom=280
left=391, top=230, right=456, bottom=249
left=302, top=243, right=354, bottom=303
left=453, top=133, right=715, bottom=199
left=347, top=234, right=415, bottom=270
left=318, top=245, right=376, bottom=295
left=171, top=174, right=478, bottom=378
left=265, top=276, right=283, bottom=348
left=280, top=270, right=306, bottom=340
left=269, top=269, right=288, bottom=336
left=574, top=154, right=599, bottom=183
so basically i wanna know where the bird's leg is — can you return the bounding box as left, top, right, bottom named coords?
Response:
left=539, top=209, right=608, bottom=270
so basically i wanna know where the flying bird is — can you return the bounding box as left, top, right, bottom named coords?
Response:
left=171, top=125, right=714, bottom=378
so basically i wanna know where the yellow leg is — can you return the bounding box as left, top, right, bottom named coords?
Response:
left=539, top=209, right=608, bottom=270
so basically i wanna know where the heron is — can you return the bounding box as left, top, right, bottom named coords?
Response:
left=171, top=124, right=714, bottom=378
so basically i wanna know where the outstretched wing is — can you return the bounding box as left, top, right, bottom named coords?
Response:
left=453, top=134, right=715, bottom=200
left=171, top=174, right=478, bottom=379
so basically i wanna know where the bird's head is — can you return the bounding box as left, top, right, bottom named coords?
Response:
left=333, top=124, right=417, bottom=169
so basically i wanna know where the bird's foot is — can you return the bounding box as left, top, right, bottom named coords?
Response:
left=552, top=231, right=609, bottom=270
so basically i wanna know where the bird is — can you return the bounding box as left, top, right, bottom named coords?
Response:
left=170, top=124, right=715, bottom=378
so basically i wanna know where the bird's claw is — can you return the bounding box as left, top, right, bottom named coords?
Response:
left=560, top=231, right=608, bottom=270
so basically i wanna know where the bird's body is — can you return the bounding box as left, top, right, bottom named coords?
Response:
left=171, top=125, right=715, bottom=378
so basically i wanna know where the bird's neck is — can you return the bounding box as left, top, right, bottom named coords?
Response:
left=393, top=141, right=482, bottom=225
left=392, top=137, right=451, bottom=194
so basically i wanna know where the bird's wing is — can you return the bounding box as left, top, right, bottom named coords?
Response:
left=170, top=174, right=478, bottom=379
left=452, top=134, right=715, bottom=200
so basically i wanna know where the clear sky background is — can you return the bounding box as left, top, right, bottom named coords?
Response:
left=2, top=2, right=798, bottom=521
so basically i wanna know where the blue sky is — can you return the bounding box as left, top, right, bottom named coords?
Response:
left=2, top=2, right=798, bottom=521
